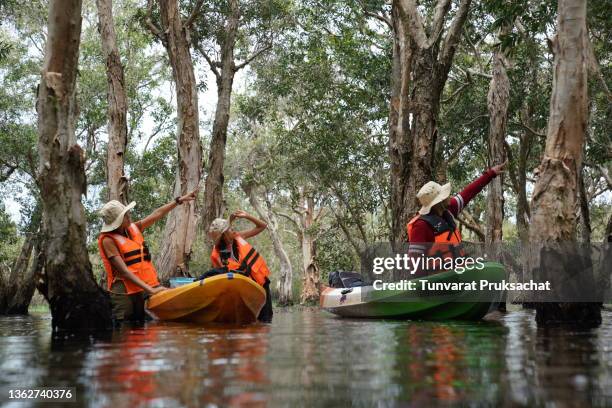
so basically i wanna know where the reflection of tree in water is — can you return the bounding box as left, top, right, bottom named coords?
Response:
left=91, top=322, right=271, bottom=407
left=197, top=324, right=271, bottom=407
left=48, top=327, right=112, bottom=406
left=265, top=310, right=400, bottom=406
left=92, top=324, right=161, bottom=406
left=502, top=310, right=610, bottom=406
left=402, top=323, right=466, bottom=403
left=533, top=327, right=601, bottom=406
left=398, top=320, right=510, bottom=405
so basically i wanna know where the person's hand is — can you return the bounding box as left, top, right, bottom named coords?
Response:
left=230, top=210, right=250, bottom=223
left=148, top=286, right=167, bottom=295
left=492, top=160, right=508, bottom=175
left=179, top=188, right=199, bottom=204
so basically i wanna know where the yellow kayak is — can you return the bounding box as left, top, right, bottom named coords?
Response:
left=146, top=273, right=266, bottom=324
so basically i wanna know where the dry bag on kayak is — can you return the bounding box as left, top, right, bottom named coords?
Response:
left=328, top=271, right=368, bottom=288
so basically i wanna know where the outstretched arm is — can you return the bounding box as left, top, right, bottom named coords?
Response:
left=137, top=189, right=198, bottom=230
left=448, top=161, right=507, bottom=216
left=231, top=210, right=267, bottom=239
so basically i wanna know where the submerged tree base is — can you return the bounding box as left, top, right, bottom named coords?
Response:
left=535, top=302, right=601, bottom=328
left=47, top=291, right=112, bottom=331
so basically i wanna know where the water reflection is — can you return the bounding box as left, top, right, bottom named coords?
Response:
left=0, top=309, right=610, bottom=407
left=90, top=323, right=271, bottom=407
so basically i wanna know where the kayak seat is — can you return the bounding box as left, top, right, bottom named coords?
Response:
left=328, top=271, right=369, bottom=288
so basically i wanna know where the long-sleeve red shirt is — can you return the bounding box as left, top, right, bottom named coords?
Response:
left=408, top=169, right=497, bottom=244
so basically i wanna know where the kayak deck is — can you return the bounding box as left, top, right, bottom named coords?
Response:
left=146, top=273, right=266, bottom=324
left=320, top=262, right=506, bottom=321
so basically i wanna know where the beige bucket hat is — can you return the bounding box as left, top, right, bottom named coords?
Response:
left=99, top=200, right=136, bottom=233
left=416, top=181, right=451, bottom=215
left=208, top=218, right=230, bottom=243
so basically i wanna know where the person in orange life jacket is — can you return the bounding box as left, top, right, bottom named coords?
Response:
left=98, top=189, right=198, bottom=322
left=203, top=211, right=273, bottom=322
left=407, top=162, right=507, bottom=275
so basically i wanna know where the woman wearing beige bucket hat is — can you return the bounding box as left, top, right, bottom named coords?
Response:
left=201, top=210, right=274, bottom=322
left=97, top=189, right=197, bottom=322
left=407, top=161, right=507, bottom=275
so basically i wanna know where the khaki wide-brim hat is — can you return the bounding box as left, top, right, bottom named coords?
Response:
left=417, top=181, right=451, bottom=215
left=99, top=200, right=136, bottom=233
left=208, top=218, right=230, bottom=243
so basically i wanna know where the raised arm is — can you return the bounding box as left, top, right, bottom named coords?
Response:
left=448, top=161, right=507, bottom=216
left=230, top=210, right=267, bottom=239
left=137, top=189, right=198, bottom=230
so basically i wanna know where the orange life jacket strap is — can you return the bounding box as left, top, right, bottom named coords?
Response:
left=240, top=247, right=258, bottom=275
left=124, top=254, right=152, bottom=266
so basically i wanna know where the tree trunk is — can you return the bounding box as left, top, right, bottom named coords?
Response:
left=201, top=0, right=240, bottom=240
left=599, top=214, right=612, bottom=300
left=389, top=3, right=413, bottom=246
left=6, top=234, right=42, bottom=314
left=529, top=0, right=600, bottom=327
left=485, top=50, right=509, bottom=253
left=202, top=72, right=235, bottom=236
left=244, top=183, right=293, bottom=306
left=97, top=0, right=129, bottom=203
left=390, top=0, right=472, bottom=245
left=36, top=0, right=112, bottom=330
left=577, top=160, right=591, bottom=243
left=300, top=194, right=320, bottom=304
left=516, top=124, right=532, bottom=246
left=514, top=49, right=538, bottom=247
left=155, top=0, right=203, bottom=280
left=0, top=203, right=41, bottom=314
left=0, top=234, right=34, bottom=314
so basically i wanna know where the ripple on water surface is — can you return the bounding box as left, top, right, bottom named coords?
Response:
left=0, top=308, right=611, bottom=407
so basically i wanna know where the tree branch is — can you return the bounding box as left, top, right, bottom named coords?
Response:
left=364, top=10, right=393, bottom=30
left=194, top=43, right=221, bottom=78
left=397, top=0, right=429, bottom=49
left=442, top=81, right=470, bottom=104
left=456, top=211, right=485, bottom=242
left=439, top=0, right=471, bottom=68
left=184, top=0, right=205, bottom=28
left=331, top=207, right=363, bottom=256
left=429, top=0, right=452, bottom=47
left=515, top=117, right=546, bottom=138
left=235, top=44, right=272, bottom=71
left=466, top=67, right=492, bottom=79
left=277, top=211, right=301, bottom=231
left=145, top=0, right=164, bottom=41
left=586, top=34, right=612, bottom=102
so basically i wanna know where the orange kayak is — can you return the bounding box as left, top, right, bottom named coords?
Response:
left=146, top=273, right=266, bottom=324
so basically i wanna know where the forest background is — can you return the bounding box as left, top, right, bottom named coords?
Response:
left=0, top=0, right=609, bottom=311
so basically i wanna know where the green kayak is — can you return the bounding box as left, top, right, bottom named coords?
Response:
left=320, top=262, right=506, bottom=320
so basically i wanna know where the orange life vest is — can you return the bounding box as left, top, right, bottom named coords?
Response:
left=98, top=223, right=160, bottom=294
left=210, top=235, right=270, bottom=286
left=407, top=212, right=465, bottom=260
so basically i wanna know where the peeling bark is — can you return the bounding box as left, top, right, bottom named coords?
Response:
left=577, top=160, right=591, bottom=243
left=154, top=0, right=203, bottom=279
left=96, top=0, right=129, bottom=203
left=486, top=47, right=509, bottom=254
left=529, top=0, right=600, bottom=327
left=389, top=0, right=472, bottom=245
left=201, top=0, right=270, bottom=242
left=201, top=0, right=240, bottom=239
left=36, top=0, right=112, bottom=330
left=299, top=194, right=320, bottom=304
